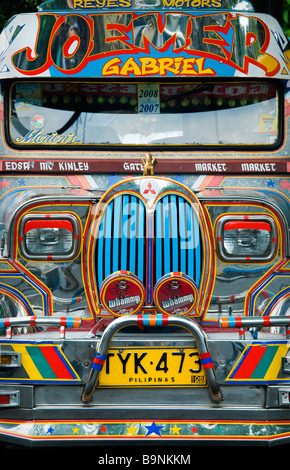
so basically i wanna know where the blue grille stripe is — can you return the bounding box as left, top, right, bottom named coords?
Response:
left=155, top=200, right=162, bottom=282
left=104, top=202, right=112, bottom=279
left=163, top=195, right=171, bottom=274
left=178, top=196, right=187, bottom=274
left=137, top=201, right=145, bottom=281
left=112, top=196, right=121, bottom=273
left=121, top=194, right=129, bottom=270
left=129, top=196, right=137, bottom=273
left=170, top=195, right=179, bottom=272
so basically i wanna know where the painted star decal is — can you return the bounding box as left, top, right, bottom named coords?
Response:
left=170, top=424, right=182, bottom=435
left=280, top=179, right=290, bottom=190
left=0, top=178, right=11, bottom=190
left=191, top=425, right=198, bottom=434
left=46, top=426, right=54, bottom=435
left=126, top=424, right=138, bottom=436
left=266, top=180, right=275, bottom=188
left=145, top=421, right=164, bottom=437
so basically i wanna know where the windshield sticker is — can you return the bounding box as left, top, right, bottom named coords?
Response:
left=260, top=115, right=277, bottom=135
left=30, top=114, right=46, bottom=129
left=138, top=83, right=160, bottom=114
left=14, top=130, right=82, bottom=145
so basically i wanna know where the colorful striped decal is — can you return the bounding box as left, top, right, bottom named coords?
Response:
left=0, top=344, right=80, bottom=383
left=91, top=354, right=107, bottom=371
left=220, top=316, right=290, bottom=328
left=3, top=418, right=290, bottom=443
left=137, top=313, right=169, bottom=327
left=227, top=343, right=290, bottom=383
left=0, top=316, right=81, bottom=329
left=0, top=273, right=51, bottom=317
left=199, top=352, right=214, bottom=370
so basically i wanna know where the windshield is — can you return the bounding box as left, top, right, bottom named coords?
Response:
left=9, top=80, right=280, bottom=149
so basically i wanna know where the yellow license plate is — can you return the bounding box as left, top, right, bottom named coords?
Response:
left=98, top=347, right=207, bottom=387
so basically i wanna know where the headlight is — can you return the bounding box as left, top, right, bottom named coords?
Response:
left=19, top=214, right=81, bottom=260
left=216, top=215, right=277, bottom=262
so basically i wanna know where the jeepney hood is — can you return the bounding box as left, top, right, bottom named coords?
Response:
left=0, top=3, right=288, bottom=80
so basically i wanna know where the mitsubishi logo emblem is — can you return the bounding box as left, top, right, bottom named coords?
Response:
left=140, top=179, right=160, bottom=205
left=143, top=182, right=156, bottom=195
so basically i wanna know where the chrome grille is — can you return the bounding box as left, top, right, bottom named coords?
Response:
left=96, top=192, right=202, bottom=302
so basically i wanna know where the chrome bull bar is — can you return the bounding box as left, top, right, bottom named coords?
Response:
left=82, top=314, right=222, bottom=404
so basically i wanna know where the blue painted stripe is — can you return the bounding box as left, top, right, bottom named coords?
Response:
left=64, top=318, right=76, bottom=328
left=178, top=196, right=187, bottom=274
left=227, top=317, right=237, bottom=328
left=104, top=201, right=112, bottom=278
left=112, top=196, right=121, bottom=273
left=137, top=200, right=145, bottom=282
left=170, top=195, right=178, bottom=271
left=91, top=353, right=107, bottom=371
left=142, top=315, right=150, bottom=326
left=156, top=314, right=164, bottom=325
left=193, top=209, right=201, bottom=286
left=155, top=201, right=162, bottom=282
left=163, top=196, right=171, bottom=274
left=186, top=202, right=194, bottom=280
left=97, top=218, right=104, bottom=288
left=121, top=195, right=128, bottom=270
left=147, top=216, right=153, bottom=304
left=200, top=356, right=212, bottom=365
left=129, top=196, right=137, bottom=273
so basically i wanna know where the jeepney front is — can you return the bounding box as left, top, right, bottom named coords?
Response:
left=0, top=0, right=289, bottom=446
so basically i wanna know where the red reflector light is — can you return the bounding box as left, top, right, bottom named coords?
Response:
left=0, top=355, right=11, bottom=365
left=0, top=395, right=10, bottom=405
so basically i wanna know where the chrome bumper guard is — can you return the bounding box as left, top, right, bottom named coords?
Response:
left=82, top=314, right=222, bottom=404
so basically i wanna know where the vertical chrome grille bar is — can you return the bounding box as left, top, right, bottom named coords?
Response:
left=137, top=199, right=145, bottom=282
left=104, top=200, right=112, bottom=279
left=129, top=195, right=137, bottom=274
left=194, top=205, right=201, bottom=286
left=186, top=200, right=194, bottom=280
left=178, top=195, right=187, bottom=274
left=170, top=194, right=179, bottom=272
left=155, top=198, right=163, bottom=282
left=112, top=196, right=121, bottom=273
left=163, top=195, right=171, bottom=274
left=120, top=194, right=129, bottom=270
